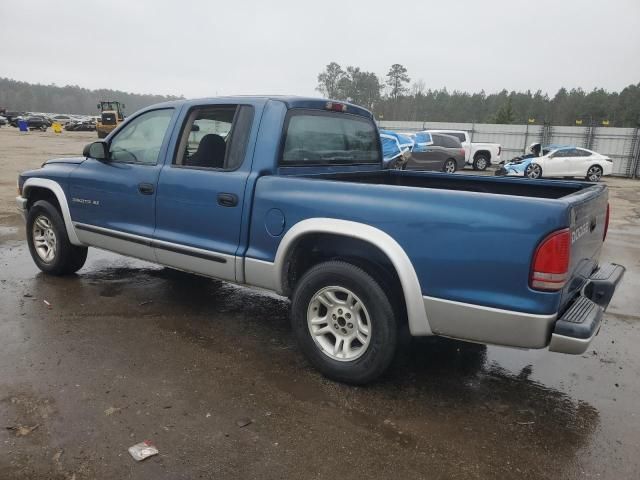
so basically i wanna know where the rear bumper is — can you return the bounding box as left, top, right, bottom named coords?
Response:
left=549, top=263, right=625, bottom=354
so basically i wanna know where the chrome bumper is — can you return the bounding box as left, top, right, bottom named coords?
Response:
left=16, top=196, right=28, bottom=220
left=549, top=263, right=625, bottom=355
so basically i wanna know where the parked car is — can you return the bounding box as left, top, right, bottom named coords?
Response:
left=497, top=145, right=613, bottom=182
left=426, top=129, right=501, bottom=170
left=49, top=114, right=75, bottom=125
left=380, top=129, right=414, bottom=169
left=0, top=115, right=7, bottom=126
left=403, top=132, right=466, bottom=173
left=10, top=115, right=50, bottom=131
left=65, top=120, right=96, bottom=131
left=3, top=111, right=25, bottom=123
left=16, top=96, right=624, bottom=384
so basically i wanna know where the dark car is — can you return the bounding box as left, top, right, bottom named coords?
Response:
left=4, top=111, right=25, bottom=123
left=404, top=132, right=466, bottom=173
left=65, top=120, right=96, bottom=132
left=10, top=115, right=51, bottom=131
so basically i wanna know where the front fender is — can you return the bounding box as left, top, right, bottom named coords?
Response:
left=22, top=178, right=83, bottom=245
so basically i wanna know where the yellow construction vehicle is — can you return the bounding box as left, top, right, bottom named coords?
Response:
left=96, top=101, right=125, bottom=138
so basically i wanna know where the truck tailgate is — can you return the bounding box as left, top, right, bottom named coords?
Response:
left=560, top=184, right=609, bottom=312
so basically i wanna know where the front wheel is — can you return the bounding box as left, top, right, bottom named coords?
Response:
left=586, top=165, right=603, bottom=182
left=26, top=200, right=88, bottom=275
left=442, top=159, right=457, bottom=174
left=525, top=163, right=542, bottom=179
left=290, top=261, right=398, bottom=384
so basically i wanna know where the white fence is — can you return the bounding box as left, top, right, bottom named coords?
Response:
left=378, top=121, right=640, bottom=178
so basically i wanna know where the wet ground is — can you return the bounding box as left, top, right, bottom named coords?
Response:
left=1, top=128, right=639, bottom=479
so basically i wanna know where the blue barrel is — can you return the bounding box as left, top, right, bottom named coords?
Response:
left=18, top=119, right=28, bottom=132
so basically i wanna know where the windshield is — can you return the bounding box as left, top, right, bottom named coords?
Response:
left=281, top=110, right=380, bottom=166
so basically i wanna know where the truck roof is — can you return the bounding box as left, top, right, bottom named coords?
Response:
left=147, top=96, right=374, bottom=119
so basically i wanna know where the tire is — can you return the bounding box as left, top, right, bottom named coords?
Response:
left=442, top=158, right=457, bottom=174
left=586, top=165, right=603, bottom=182
left=97, top=130, right=106, bottom=139
left=525, top=163, right=542, bottom=179
left=473, top=154, right=490, bottom=171
left=26, top=200, right=88, bottom=275
left=290, top=260, right=398, bottom=384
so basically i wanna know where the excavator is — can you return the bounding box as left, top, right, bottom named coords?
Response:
left=95, top=101, right=125, bottom=138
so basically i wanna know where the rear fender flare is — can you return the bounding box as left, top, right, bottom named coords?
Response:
left=274, top=218, right=431, bottom=335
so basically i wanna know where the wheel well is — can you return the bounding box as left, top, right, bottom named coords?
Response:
left=474, top=150, right=490, bottom=160
left=25, top=187, right=61, bottom=215
left=283, top=233, right=407, bottom=319
left=589, top=164, right=603, bottom=172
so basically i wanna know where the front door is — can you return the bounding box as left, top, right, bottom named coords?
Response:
left=69, top=108, right=175, bottom=261
left=543, top=148, right=572, bottom=177
left=153, top=104, right=255, bottom=281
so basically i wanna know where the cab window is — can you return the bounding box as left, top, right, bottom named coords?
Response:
left=281, top=110, right=380, bottom=166
left=173, top=105, right=254, bottom=170
left=109, top=109, right=173, bottom=165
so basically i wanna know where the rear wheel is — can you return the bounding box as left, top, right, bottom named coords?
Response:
left=26, top=200, right=88, bottom=275
left=525, top=163, right=542, bottom=179
left=443, top=159, right=457, bottom=174
left=473, top=154, right=489, bottom=171
left=586, top=165, right=603, bottom=182
left=290, top=261, right=398, bottom=384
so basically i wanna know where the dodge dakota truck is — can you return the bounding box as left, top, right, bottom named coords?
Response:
left=16, top=96, right=624, bottom=384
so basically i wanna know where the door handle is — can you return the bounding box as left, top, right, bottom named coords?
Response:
left=217, top=193, right=238, bottom=207
left=138, top=183, right=155, bottom=195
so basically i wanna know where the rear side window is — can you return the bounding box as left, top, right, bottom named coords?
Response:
left=432, top=134, right=444, bottom=147
left=576, top=148, right=593, bottom=157
left=449, top=132, right=466, bottom=142
left=442, top=135, right=461, bottom=148
left=173, top=105, right=254, bottom=170
left=281, top=110, right=380, bottom=165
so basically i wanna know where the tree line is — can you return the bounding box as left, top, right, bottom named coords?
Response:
left=316, top=62, right=640, bottom=127
left=0, top=77, right=182, bottom=116
left=2, top=70, right=638, bottom=128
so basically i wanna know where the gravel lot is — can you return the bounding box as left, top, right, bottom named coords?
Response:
left=0, top=126, right=639, bottom=479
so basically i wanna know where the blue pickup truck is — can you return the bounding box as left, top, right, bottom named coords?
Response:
left=16, top=97, right=624, bottom=383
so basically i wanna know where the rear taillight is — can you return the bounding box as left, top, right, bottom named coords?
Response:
left=460, top=148, right=465, bottom=156
left=604, top=203, right=610, bottom=241
left=530, top=228, right=571, bottom=291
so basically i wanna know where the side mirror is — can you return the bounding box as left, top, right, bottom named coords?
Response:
left=97, top=103, right=101, bottom=109
left=83, top=140, right=109, bottom=160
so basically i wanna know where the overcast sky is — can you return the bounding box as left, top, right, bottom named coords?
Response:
left=1, top=0, right=639, bottom=98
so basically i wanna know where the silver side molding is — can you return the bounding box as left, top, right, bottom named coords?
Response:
left=423, top=295, right=557, bottom=348
left=22, top=178, right=83, bottom=245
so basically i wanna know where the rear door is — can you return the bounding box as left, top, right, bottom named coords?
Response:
left=567, top=148, right=592, bottom=176
left=407, top=133, right=447, bottom=170
left=153, top=104, right=255, bottom=282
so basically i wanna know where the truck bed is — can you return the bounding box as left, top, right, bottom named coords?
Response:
left=313, top=170, right=586, bottom=199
